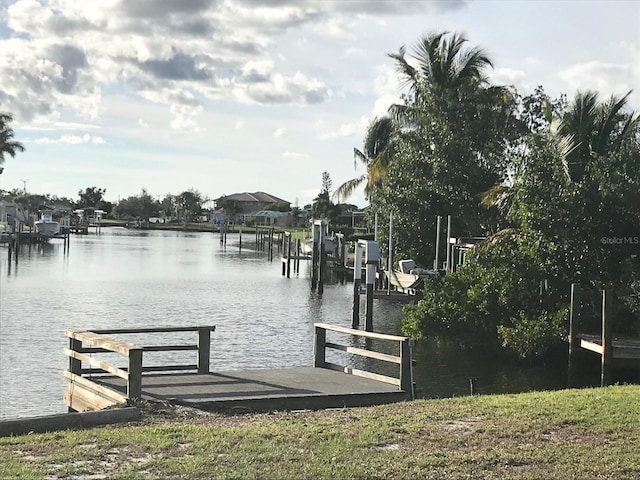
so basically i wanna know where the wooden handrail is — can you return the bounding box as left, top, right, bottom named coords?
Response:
left=313, top=323, right=413, bottom=400
left=64, top=326, right=216, bottom=410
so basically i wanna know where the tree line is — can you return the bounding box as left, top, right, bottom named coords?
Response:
left=332, top=31, right=639, bottom=359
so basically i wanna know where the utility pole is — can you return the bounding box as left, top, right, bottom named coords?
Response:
left=20, top=179, right=29, bottom=193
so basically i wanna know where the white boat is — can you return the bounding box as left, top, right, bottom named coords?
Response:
left=34, top=210, right=60, bottom=237
left=385, top=260, right=440, bottom=292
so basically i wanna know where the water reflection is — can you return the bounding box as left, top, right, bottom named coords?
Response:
left=0, top=228, right=614, bottom=420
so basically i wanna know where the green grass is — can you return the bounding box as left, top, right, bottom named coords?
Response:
left=1, top=386, right=639, bottom=479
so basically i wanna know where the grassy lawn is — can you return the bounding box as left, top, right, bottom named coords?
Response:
left=1, top=385, right=639, bottom=479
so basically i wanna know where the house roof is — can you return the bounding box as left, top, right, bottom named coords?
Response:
left=216, top=191, right=290, bottom=205
left=253, top=210, right=289, bottom=218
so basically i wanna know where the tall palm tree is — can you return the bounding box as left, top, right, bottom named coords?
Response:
left=387, top=31, right=495, bottom=124
left=332, top=116, right=396, bottom=202
left=0, top=112, right=25, bottom=166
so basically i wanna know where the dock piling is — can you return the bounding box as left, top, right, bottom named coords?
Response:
left=601, top=289, right=613, bottom=387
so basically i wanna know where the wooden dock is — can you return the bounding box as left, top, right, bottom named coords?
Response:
left=569, top=286, right=640, bottom=386
left=64, top=324, right=414, bottom=413
left=93, top=368, right=405, bottom=412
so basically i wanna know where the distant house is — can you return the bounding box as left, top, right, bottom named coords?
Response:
left=252, top=210, right=294, bottom=227
left=0, top=199, right=28, bottom=228
left=213, top=192, right=291, bottom=224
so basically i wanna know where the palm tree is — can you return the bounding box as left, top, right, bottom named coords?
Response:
left=482, top=90, right=639, bottom=221
left=332, top=116, right=396, bottom=202
left=387, top=31, right=495, bottom=124
left=0, top=112, right=25, bottom=166
left=555, top=90, right=639, bottom=183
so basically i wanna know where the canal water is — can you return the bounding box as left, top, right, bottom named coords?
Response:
left=0, top=228, right=602, bottom=420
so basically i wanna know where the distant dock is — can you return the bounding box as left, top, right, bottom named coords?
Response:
left=64, top=324, right=414, bottom=413
left=569, top=286, right=640, bottom=386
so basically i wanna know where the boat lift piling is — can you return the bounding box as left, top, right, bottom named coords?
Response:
left=351, top=239, right=380, bottom=332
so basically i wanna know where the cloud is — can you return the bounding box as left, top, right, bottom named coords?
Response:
left=34, top=133, right=106, bottom=144
left=0, top=0, right=469, bottom=125
left=136, top=52, right=212, bottom=81
left=273, top=127, right=286, bottom=138
left=235, top=72, right=329, bottom=104
left=283, top=151, right=311, bottom=160
left=559, top=61, right=638, bottom=99
left=316, top=119, right=362, bottom=140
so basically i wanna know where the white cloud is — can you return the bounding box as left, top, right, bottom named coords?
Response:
left=316, top=119, right=361, bottom=140
left=283, top=151, right=311, bottom=160
left=559, top=61, right=637, bottom=99
left=273, top=127, right=286, bottom=138
left=235, top=120, right=245, bottom=129
left=34, top=133, right=106, bottom=144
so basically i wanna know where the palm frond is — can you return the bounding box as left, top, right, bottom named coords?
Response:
left=331, top=175, right=367, bottom=203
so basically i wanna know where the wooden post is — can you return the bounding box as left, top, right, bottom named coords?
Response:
left=399, top=339, right=413, bottom=399
left=434, top=215, right=441, bottom=270
left=269, top=228, right=274, bottom=261
left=446, top=215, right=452, bottom=273
left=387, top=214, right=393, bottom=294
left=239, top=229, right=242, bottom=250
left=311, top=239, right=318, bottom=291
left=365, top=261, right=375, bottom=332
left=197, top=327, right=211, bottom=374
left=318, top=241, right=325, bottom=294
left=286, top=234, right=292, bottom=278
left=568, top=283, right=581, bottom=386
left=68, top=337, right=82, bottom=377
left=352, top=243, right=362, bottom=328
left=313, top=325, right=326, bottom=368
left=127, top=348, right=143, bottom=400
left=568, top=283, right=581, bottom=358
left=601, top=289, right=612, bottom=387
left=68, top=336, right=82, bottom=413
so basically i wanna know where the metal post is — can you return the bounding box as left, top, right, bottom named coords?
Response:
left=434, top=215, right=441, bottom=270
left=446, top=215, right=452, bottom=273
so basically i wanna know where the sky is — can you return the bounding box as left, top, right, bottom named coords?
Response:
left=0, top=0, right=638, bottom=208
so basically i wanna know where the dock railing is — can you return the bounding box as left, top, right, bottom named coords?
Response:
left=64, top=326, right=216, bottom=412
left=313, top=323, right=414, bottom=400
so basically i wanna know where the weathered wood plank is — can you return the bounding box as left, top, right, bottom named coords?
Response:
left=65, top=331, right=141, bottom=355
left=324, top=362, right=402, bottom=387
left=0, top=408, right=140, bottom=437
left=315, top=322, right=407, bottom=342
left=65, top=382, right=123, bottom=412
left=142, top=345, right=198, bottom=352
left=93, top=326, right=216, bottom=334
left=325, top=342, right=401, bottom=364
left=63, top=371, right=128, bottom=404
left=579, top=339, right=604, bottom=355
left=64, top=349, right=129, bottom=380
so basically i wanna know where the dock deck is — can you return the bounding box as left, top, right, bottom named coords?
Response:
left=64, top=324, right=414, bottom=413
left=95, top=367, right=407, bottom=412
left=576, top=333, right=640, bottom=360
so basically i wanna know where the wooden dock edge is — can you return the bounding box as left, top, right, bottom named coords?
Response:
left=0, top=407, right=141, bottom=437
left=171, top=391, right=410, bottom=414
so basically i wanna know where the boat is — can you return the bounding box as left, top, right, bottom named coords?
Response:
left=385, top=259, right=441, bottom=292
left=300, top=236, right=337, bottom=255
left=34, top=209, right=60, bottom=237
